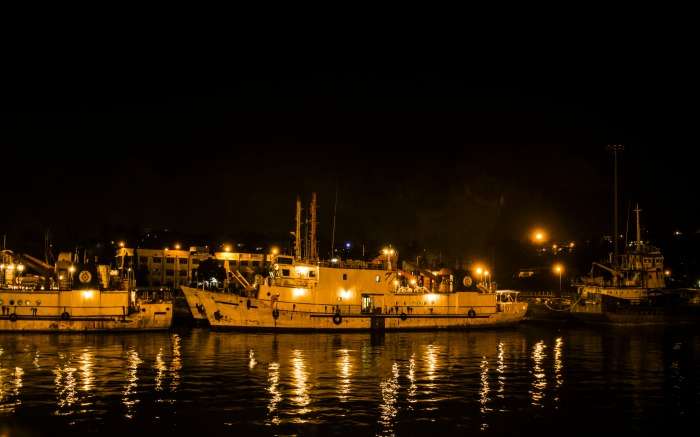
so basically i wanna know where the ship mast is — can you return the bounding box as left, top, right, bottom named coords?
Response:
left=295, top=196, right=302, bottom=260
left=309, top=192, right=318, bottom=260
left=634, top=204, right=642, bottom=249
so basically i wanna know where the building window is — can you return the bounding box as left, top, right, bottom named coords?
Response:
left=166, top=258, right=174, bottom=264
left=343, top=273, right=348, bottom=280
left=140, top=257, right=148, bottom=264
left=309, top=270, right=316, bottom=278
left=282, top=269, right=290, bottom=277
left=179, top=258, right=188, bottom=265
left=179, top=270, right=187, bottom=276
left=166, top=270, right=174, bottom=276
left=192, top=259, right=199, bottom=264
left=153, top=257, right=162, bottom=264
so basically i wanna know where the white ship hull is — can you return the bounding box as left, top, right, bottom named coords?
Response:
left=182, top=287, right=527, bottom=331
left=0, top=289, right=172, bottom=332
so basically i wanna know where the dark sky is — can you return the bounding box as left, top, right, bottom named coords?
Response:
left=2, top=71, right=697, bottom=259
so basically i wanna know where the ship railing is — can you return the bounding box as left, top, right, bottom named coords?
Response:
left=0, top=305, right=132, bottom=318
left=267, top=299, right=497, bottom=315
left=316, top=261, right=386, bottom=270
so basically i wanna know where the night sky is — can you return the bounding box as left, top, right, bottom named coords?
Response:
left=2, top=72, right=698, bottom=266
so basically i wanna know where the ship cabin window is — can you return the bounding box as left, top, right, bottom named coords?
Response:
left=240, top=260, right=249, bottom=266
left=282, top=269, right=290, bottom=277
left=375, top=275, right=381, bottom=283
left=140, top=257, right=148, bottom=264
left=309, top=270, right=316, bottom=278
left=153, top=257, right=162, bottom=264
left=277, top=256, right=294, bottom=265
left=179, top=258, right=188, bottom=265
left=166, top=258, right=174, bottom=264
left=343, top=273, right=348, bottom=280
left=192, top=259, right=199, bottom=265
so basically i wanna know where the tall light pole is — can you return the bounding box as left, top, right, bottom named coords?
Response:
left=553, top=264, right=563, bottom=293
left=609, top=144, right=623, bottom=269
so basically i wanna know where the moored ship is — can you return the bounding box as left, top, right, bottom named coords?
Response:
left=0, top=249, right=172, bottom=332
left=181, top=194, right=527, bottom=331
left=571, top=206, right=700, bottom=325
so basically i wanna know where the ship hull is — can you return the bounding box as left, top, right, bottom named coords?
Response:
left=571, top=300, right=700, bottom=326
left=178, top=286, right=209, bottom=323
left=182, top=287, right=527, bottom=331
left=0, top=302, right=172, bottom=332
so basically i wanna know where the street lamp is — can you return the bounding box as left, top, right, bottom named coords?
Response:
left=553, top=264, right=564, bottom=293
left=531, top=229, right=548, bottom=245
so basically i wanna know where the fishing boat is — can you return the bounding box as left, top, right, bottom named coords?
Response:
left=570, top=206, right=700, bottom=325
left=0, top=249, right=172, bottom=332
left=181, top=194, right=527, bottom=331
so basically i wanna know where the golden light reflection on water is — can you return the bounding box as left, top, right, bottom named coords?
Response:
left=79, top=351, right=94, bottom=394
left=249, top=349, right=257, bottom=370
left=154, top=348, right=166, bottom=392
left=554, top=337, right=563, bottom=405
left=0, top=354, right=24, bottom=413
left=122, top=348, right=142, bottom=419
left=424, top=344, right=439, bottom=381
left=530, top=340, right=547, bottom=407
left=290, top=349, right=310, bottom=420
left=480, top=355, right=490, bottom=431
left=407, top=353, right=417, bottom=407
left=54, top=360, right=78, bottom=414
left=267, top=362, right=281, bottom=425
left=170, top=334, right=182, bottom=392
left=336, top=349, right=353, bottom=401
left=497, top=341, right=506, bottom=400
left=378, top=362, right=400, bottom=437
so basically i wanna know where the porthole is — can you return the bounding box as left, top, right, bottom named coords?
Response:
left=25, top=300, right=31, bottom=305
left=9, top=299, right=14, bottom=305
left=36, top=300, right=42, bottom=306
left=17, top=300, right=23, bottom=306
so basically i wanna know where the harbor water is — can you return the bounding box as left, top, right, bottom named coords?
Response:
left=1, top=326, right=698, bottom=436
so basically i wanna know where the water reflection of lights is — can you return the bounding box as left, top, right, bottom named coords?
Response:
left=424, top=344, right=439, bottom=380
left=379, top=362, right=400, bottom=436
left=154, top=348, right=166, bottom=391
left=337, top=349, right=353, bottom=401
left=0, top=358, right=24, bottom=413
left=480, top=356, right=491, bottom=430
left=170, top=334, right=182, bottom=391
left=497, top=342, right=506, bottom=400
left=267, top=362, right=282, bottom=425
left=407, top=353, right=417, bottom=407
left=123, top=348, right=142, bottom=419
left=291, top=349, right=310, bottom=420
left=54, top=362, right=78, bottom=413
left=80, top=351, right=94, bottom=394
left=554, top=337, right=563, bottom=405
left=249, top=349, right=258, bottom=370
left=530, top=340, right=547, bottom=407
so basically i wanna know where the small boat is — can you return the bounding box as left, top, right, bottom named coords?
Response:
left=0, top=249, right=172, bottom=332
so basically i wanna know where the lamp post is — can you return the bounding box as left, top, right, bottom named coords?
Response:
left=553, top=264, right=563, bottom=293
